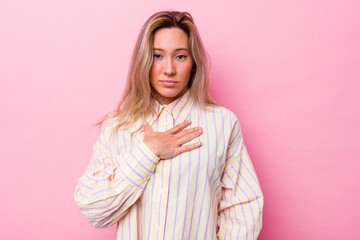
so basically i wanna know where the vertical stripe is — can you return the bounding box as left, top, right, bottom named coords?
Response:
left=204, top=167, right=216, bottom=238
left=181, top=111, right=192, bottom=240
left=146, top=169, right=156, bottom=237
left=156, top=112, right=167, bottom=235
left=171, top=153, right=181, bottom=239
left=187, top=105, right=201, bottom=239
left=146, top=114, right=161, bottom=238
left=164, top=136, right=173, bottom=239
left=203, top=108, right=221, bottom=238
left=195, top=109, right=211, bottom=239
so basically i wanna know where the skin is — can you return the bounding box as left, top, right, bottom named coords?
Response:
left=143, top=27, right=203, bottom=159
left=149, top=27, right=194, bottom=105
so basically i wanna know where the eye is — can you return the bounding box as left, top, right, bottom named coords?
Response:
left=176, top=54, right=187, bottom=60
left=153, top=54, right=162, bottom=59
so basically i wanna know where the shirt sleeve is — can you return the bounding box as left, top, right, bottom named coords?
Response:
left=217, top=118, right=264, bottom=240
left=74, top=119, right=160, bottom=228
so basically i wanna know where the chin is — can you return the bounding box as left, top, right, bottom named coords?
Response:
left=159, top=88, right=183, bottom=98
left=152, top=87, right=187, bottom=104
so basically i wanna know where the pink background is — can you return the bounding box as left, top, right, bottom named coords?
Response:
left=1, top=0, right=359, bottom=239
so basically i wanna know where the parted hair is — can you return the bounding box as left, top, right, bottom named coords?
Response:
left=95, top=10, right=216, bottom=134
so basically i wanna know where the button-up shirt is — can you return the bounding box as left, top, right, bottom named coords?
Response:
left=74, top=90, right=263, bottom=239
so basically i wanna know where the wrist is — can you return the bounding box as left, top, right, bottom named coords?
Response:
left=143, top=140, right=160, bottom=157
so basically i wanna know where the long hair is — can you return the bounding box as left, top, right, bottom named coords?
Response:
left=95, top=10, right=216, bottom=134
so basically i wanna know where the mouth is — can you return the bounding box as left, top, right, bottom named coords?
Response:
left=160, top=80, right=178, bottom=87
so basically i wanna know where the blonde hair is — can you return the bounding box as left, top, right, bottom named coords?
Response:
left=95, top=10, right=216, bottom=134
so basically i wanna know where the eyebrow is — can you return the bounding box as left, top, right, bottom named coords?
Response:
left=153, top=48, right=190, bottom=52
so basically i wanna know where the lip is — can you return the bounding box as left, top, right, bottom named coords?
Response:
left=160, top=80, right=178, bottom=87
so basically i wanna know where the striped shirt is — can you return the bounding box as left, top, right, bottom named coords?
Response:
left=74, top=90, right=263, bottom=239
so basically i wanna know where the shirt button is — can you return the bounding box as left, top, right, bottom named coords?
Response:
left=155, top=226, right=161, bottom=232
left=160, top=189, right=164, bottom=194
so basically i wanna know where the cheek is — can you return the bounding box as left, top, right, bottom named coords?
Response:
left=149, top=64, right=156, bottom=76
left=179, top=64, right=193, bottom=78
left=149, top=64, right=159, bottom=81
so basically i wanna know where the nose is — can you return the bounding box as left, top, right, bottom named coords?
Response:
left=164, top=58, right=176, bottom=76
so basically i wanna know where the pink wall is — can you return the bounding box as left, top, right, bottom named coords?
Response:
left=1, top=0, right=359, bottom=239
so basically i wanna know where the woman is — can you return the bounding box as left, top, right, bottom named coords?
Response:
left=75, top=10, right=263, bottom=240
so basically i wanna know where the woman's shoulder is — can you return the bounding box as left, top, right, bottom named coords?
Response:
left=99, top=116, right=130, bottom=140
left=101, top=115, right=144, bottom=137
left=205, top=104, right=240, bottom=123
left=101, top=116, right=120, bottom=131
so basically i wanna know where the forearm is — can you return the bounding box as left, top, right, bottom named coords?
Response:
left=74, top=141, right=159, bottom=228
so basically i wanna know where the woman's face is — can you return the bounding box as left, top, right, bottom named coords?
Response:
left=149, top=27, right=194, bottom=105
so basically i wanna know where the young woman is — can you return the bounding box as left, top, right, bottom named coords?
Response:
left=75, top=10, right=263, bottom=240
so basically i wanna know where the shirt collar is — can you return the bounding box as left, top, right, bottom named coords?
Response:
left=146, top=89, right=195, bottom=127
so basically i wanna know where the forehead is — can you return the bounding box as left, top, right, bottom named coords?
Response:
left=153, top=27, right=189, bottom=49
